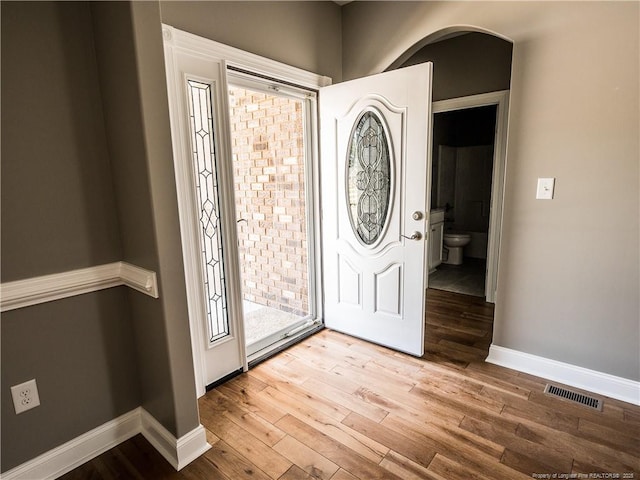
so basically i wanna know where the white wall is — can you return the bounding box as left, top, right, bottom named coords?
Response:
left=343, top=1, right=639, bottom=380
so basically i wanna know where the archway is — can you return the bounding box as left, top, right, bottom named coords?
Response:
left=389, top=29, right=513, bottom=359
left=389, top=29, right=513, bottom=101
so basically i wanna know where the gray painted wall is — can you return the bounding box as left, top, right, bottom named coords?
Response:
left=160, top=0, right=343, bottom=82
left=342, top=1, right=640, bottom=381
left=1, top=1, right=122, bottom=281
left=129, top=1, right=201, bottom=437
left=90, top=1, right=182, bottom=437
left=1, top=290, right=140, bottom=472
left=1, top=1, right=202, bottom=471
left=399, top=32, right=512, bottom=101
left=0, top=2, right=139, bottom=471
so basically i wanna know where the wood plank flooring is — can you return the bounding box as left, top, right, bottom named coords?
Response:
left=61, top=289, right=640, bottom=479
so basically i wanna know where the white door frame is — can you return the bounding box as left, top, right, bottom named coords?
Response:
left=162, top=25, right=330, bottom=397
left=432, top=90, right=509, bottom=303
left=225, top=70, right=323, bottom=362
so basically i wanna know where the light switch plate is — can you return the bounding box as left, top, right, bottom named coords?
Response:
left=536, top=177, right=555, bottom=200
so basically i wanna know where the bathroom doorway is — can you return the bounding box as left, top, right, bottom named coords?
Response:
left=428, top=91, right=509, bottom=303
left=388, top=29, right=512, bottom=304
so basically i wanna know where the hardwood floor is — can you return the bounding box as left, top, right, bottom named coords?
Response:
left=61, top=289, right=640, bottom=479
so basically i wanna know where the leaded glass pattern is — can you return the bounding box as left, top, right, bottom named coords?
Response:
left=347, top=110, right=392, bottom=245
left=187, top=80, right=230, bottom=344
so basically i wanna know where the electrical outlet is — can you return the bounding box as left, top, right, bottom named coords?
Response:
left=11, top=379, right=40, bottom=414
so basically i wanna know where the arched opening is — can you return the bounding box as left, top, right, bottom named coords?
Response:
left=389, top=29, right=513, bottom=101
left=390, top=29, right=513, bottom=361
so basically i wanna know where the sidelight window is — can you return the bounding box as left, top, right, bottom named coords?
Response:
left=186, top=80, right=230, bottom=344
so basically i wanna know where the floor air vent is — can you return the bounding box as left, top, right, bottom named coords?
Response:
left=544, top=384, right=603, bottom=410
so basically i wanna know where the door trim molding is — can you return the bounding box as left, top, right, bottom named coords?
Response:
left=432, top=90, right=510, bottom=303
left=162, top=25, right=331, bottom=90
left=0, top=262, right=158, bottom=312
left=487, top=345, right=640, bottom=406
left=163, top=25, right=330, bottom=397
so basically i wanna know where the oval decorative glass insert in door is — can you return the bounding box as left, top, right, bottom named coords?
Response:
left=347, top=110, right=392, bottom=245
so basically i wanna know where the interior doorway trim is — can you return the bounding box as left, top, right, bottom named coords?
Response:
left=432, top=90, right=509, bottom=303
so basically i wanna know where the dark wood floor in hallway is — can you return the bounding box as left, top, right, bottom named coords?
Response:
left=61, top=289, right=640, bottom=479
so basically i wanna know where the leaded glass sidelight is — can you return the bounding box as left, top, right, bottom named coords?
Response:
left=347, top=110, right=392, bottom=245
left=187, top=80, right=230, bottom=344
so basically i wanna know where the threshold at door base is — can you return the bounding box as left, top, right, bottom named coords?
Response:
left=248, top=324, right=324, bottom=368
left=205, top=367, right=244, bottom=391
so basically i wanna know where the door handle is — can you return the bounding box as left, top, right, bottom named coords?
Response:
left=401, top=231, right=423, bottom=241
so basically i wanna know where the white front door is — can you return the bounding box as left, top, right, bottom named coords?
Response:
left=320, top=64, right=432, bottom=356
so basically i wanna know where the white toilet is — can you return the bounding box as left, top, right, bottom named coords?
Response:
left=443, top=232, right=471, bottom=265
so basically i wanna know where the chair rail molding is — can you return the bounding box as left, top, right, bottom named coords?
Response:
left=0, top=262, right=158, bottom=312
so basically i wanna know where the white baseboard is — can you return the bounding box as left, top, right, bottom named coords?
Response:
left=486, top=344, right=640, bottom=406
left=0, top=409, right=141, bottom=480
left=140, top=409, right=211, bottom=470
left=0, top=408, right=211, bottom=479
